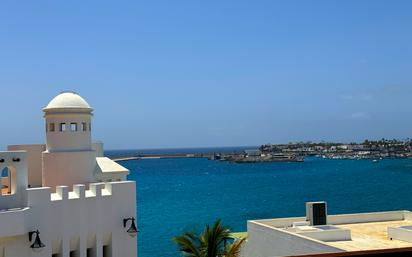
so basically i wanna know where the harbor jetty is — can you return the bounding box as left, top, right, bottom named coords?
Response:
left=111, top=139, right=412, bottom=163
left=112, top=151, right=303, bottom=163
left=112, top=154, right=201, bottom=162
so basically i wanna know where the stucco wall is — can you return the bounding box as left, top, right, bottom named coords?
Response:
left=42, top=151, right=97, bottom=189
left=327, top=211, right=407, bottom=225
left=0, top=151, right=28, bottom=209
left=45, top=113, right=92, bottom=152
left=7, top=145, right=45, bottom=188
left=253, top=211, right=409, bottom=229
left=92, top=143, right=104, bottom=158
left=243, top=221, right=344, bottom=257
left=0, top=181, right=137, bottom=257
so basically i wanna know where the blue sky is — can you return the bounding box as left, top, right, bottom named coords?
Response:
left=0, top=0, right=411, bottom=149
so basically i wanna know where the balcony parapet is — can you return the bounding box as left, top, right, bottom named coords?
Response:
left=0, top=207, right=30, bottom=237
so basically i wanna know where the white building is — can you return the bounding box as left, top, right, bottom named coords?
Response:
left=0, top=92, right=137, bottom=257
left=243, top=202, right=412, bottom=257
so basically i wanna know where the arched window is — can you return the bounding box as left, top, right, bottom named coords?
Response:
left=82, top=122, right=87, bottom=131
left=1, top=167, right=15, bottom=196
left=1, top=167, right=7, bottom=177
left=49, top=123, right=55, bottom=132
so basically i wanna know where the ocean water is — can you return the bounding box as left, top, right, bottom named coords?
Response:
left=113, top=151, right=412, bottom=257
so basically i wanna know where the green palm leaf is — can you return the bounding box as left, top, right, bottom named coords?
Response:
left=173, top=219, right=246, bottom=257
left=224, top=237, right=247, bottom=257
left=172, top=232, right=202, bottom=257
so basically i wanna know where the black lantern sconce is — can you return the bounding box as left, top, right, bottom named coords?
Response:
left=28, top=230, right=45, bottom=252
left=123, top=217, right=138, bottom=238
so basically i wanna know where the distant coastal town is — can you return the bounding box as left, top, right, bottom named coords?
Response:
left=215, top=139, right=412, bottom=163
left=213, top=139, right=412, bottom=163
left=111, top=139, right=412, bottom=163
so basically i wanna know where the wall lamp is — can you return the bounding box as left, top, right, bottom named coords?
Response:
left=12, top=157, right=20, bottom=162
left=28, top=230, right=45, bottom=252
left=123, top=217, right=138, bottom=238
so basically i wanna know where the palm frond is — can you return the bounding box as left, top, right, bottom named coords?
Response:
left=173, top=220, right=242, bottom=257
left=172, top=232, right=202, bottom=257
left=203, top=219, right=231, bottom=257
left=224, top=237, right=247, bottom=257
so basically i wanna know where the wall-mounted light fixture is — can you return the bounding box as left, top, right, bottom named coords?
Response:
left=123, top=217, right=138, bottom=237
left=0, top=158, right=4, bottom=163
left=12, top=158, right=20, bottom=162
left=28, top=230, right=45, bottom=252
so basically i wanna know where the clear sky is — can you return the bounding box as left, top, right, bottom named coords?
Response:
left=0, top=0, right=411, bottom=149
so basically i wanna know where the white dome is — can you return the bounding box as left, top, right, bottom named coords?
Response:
left=44, top=91, right=92, bottom=111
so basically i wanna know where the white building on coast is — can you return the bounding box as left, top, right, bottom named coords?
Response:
left=242, top=202, right=412, bottom=257
left=0, top=92, right=137, bottom=257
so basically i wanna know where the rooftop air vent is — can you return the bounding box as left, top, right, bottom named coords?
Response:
left=306, top=201, right=327, bottom=226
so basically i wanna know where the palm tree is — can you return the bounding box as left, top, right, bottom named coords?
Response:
left=173, top=219, right=246, bottom=257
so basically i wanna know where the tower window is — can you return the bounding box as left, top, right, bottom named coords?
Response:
left=89, top=123, right=92, bottom=131
left=60, top=123, right=66, bottom=132
left=82, top=122, right=87, bottom=131
left=49, top=123, right=55, bottom=132
left=70, top=123, right=78, bottom=131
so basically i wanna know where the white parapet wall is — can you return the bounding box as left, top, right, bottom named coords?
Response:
left=0, top=181, right=137, bottom=257
left=298, top=228, right=352, bottom=242
left=327, top=211, right=408, bottom=225
left=253, top=210, right=410, bottom=229
left=0, top=151, right=28, bottom=210
left=243, top=221, right=344, bottom=257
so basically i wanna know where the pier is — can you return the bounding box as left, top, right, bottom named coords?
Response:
left=111, top=152, right=303, bottom=163
left=112, top=154, right=211, bottom=162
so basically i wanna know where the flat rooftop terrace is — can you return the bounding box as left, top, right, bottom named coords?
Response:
left=251, top=210, right=412, bottom=253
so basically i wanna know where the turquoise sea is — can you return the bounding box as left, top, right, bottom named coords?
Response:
left=108, top=148, right=412, bottom=257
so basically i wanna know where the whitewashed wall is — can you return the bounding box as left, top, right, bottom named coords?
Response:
left=0, top=181, right=137, bottom=257
left=243, top=221, right=344, bottom=257
left=7, top=145, right=45, bottom=188
left=0, top=151, right=28, bottom=209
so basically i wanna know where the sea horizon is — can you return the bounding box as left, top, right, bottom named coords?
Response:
left=104, top=146, right=258, bottom=158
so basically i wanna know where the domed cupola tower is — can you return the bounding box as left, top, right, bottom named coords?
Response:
left=43, top=91, right=93, bottom=152
left=42, top=91, right=97, bottom=188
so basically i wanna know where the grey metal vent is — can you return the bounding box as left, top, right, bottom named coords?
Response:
left=306, top=201, right=327, bottom=226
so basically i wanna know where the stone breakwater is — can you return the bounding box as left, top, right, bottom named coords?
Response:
left=112, top=153, right=303, bottom=163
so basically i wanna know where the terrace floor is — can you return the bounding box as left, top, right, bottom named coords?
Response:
left=327, top=220, right=412, bottom=251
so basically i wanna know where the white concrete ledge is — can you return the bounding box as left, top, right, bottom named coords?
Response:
left=388, top=226, right=412, bottom=242
left=0, top=207, right=30, bottom=237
